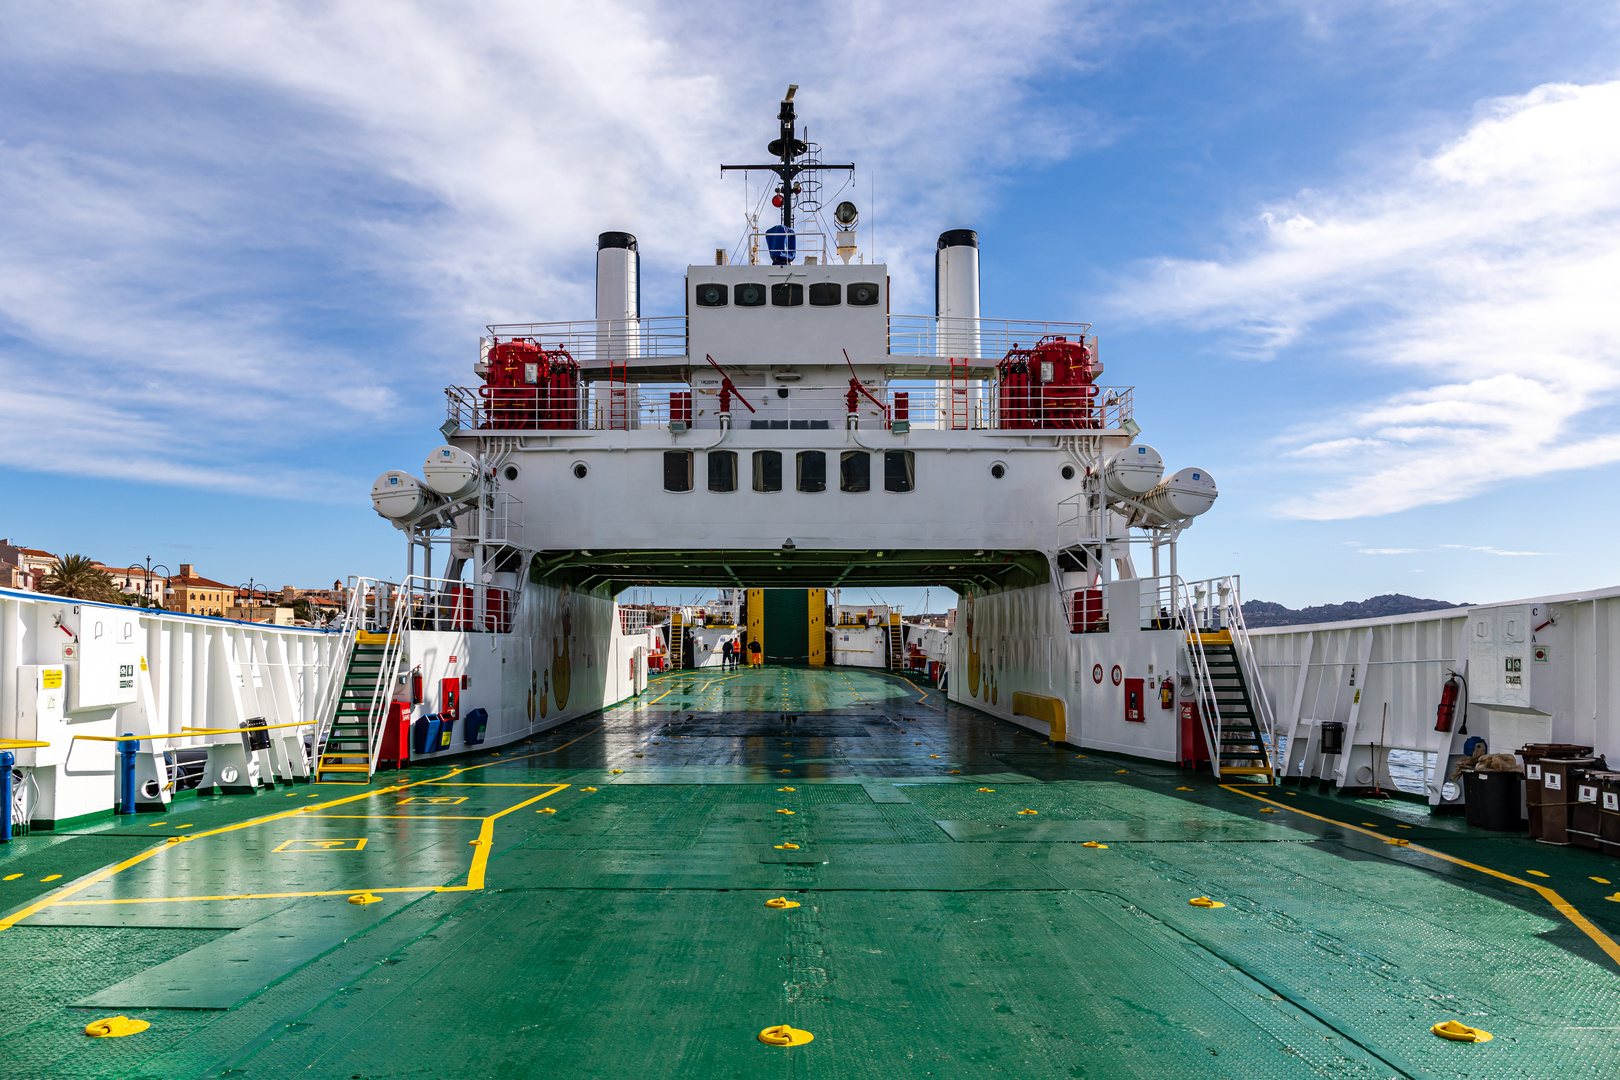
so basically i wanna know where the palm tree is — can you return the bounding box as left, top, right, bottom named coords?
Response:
left=40, top=554, right=123, bottom=603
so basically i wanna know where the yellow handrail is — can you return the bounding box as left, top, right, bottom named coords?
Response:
left=72, top=719, right=314, bottom=744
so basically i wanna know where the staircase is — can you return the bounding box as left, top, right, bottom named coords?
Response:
left=310, top=578, right=409, bottom=785
left=887, top=614, right=904, bottom=671
left=1178, top=576, right=1278, bottom=781
left=1196, top=632, right=1273, bottom=780
left=315, top=632, right=394, bottom=783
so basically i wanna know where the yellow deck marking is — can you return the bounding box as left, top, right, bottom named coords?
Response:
left=273, top=838, right=368, bottom=853
left=306, top=814, right=487, bottom=820
left=398, top=796, right=469, bottom=804
left=0, top=727, right=592, bottom=931
left=1220, top=784, right=1620, bottom=969
left=424, top=782, right=553, bottom=787
left=60, top=886, right=441, bottom=906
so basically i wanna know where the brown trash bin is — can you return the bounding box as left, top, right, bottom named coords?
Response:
left=1520, top=743, right=1595, bottom=836
left=1569, top=769, right=1617, bottom=851
left=1598, top=774, right=1620, bottom=857
left=1539, top=757, right=1602, bottom=845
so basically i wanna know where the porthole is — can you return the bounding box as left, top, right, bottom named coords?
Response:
left=990, top=462, right=1006, bottom=480
left=1061, top=465, right=1076, bottom=480
left=572, top=461, right=588, bottom=479
left=771, top=282, right=804, bottom=307
left=735, top=283, right=766, bottom=307
left=808, top=282, right=841, bottom=306
left=777, top=387, right=789, bottom=398
left=694, top=283, right=728, bottom=307
left=503, top=464, right=520, bottom=481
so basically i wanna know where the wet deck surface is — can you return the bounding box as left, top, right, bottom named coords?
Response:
left=4, top=665, right=1620, bottom=1078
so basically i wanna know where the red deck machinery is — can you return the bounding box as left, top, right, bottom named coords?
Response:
left=996, top=335, right=1100, bottom=429
left=480, top=339, right=580, bottom=429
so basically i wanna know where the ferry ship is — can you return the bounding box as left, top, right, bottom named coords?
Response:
left=3, top=88, right=1620, bottom=1079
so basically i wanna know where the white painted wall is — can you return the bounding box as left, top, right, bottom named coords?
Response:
left=0, top=586, right=339, bottom=826
left=1247, top=584, right=1620, bottom=804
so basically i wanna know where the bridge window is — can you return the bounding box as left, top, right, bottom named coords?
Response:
left=848, top=282, right=881, bottom=307
left=840, top=451, right=869, bottom=492
left=663, top=451, right=693, bottom=492
left=770, top=282, right=804, bottom=307
left=735, top=283, right=766, bottom=307
left=808, top=282, right=841, bottom=306
left=708, top=451, right=737, bottom=492
left=884, top=450, right=914, bottom=493
left=753, top=450, right=782, bottom=492
left=797, top=451, right=827, bottom=492
left=694, top=283, right=728, bottom=307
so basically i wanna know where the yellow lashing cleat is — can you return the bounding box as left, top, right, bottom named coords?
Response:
left=1431, top=1020, right=1492, bottom=1042
left=348, top=892, right=382, bottom=905
left=85, top=1016, right=149, bottom=1038
left=758, top=1024, right=814, bottom=1046
left=1189, top=896, right=1225, bottom=908
left=765, top=897, right=801, bottom=909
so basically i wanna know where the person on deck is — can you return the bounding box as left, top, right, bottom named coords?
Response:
left=748, top=639, right=762, bottom=667
left=721, top=638, right=733, bottom=669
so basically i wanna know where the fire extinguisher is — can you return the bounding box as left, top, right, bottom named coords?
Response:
left=1435, top=673, right=1466, bottom=733
left=410, top=669, right=424, bottom=705
left=1160, top=676, right=1174, bottom=709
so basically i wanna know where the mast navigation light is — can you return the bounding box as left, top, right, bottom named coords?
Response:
left=834, top=201, right=858, bottom=226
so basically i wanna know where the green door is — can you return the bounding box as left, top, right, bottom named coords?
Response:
left=762, top=589, right=809, bottom=663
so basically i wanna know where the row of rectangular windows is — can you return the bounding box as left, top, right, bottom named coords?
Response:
left=664, top=450, right=913, bottom=493
left=693, top=282, right=881, bottom=308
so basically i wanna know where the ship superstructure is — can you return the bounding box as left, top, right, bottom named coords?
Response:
left=353, top=87, right=1271, bottom=786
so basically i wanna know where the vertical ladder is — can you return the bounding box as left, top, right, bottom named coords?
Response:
left=315, top=632, right=392, bottom=783
left=887, top=613, right=904, bottom=671
left=1198, top=632, right=1273, bottom=781
left=670, top=612, right=685, bottom=670
left=949, top=356, right=970, bottom=430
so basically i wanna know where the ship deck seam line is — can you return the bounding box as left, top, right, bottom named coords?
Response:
left=1219, top=783, right=1620, bottom=969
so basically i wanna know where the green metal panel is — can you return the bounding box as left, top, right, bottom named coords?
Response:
left=762, top=588, right=809, bottom=662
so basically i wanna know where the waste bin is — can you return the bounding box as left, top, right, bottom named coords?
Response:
left=1598, top=773, right=1620, bottom=857
left=412, top=714, right=442, bottom=755
left=435, top=716, right=455, bottom=751
left=1539, top=756, right=1602, bottom=845
left=1462, top=768, right=1525, bottom=832
left=462, top=707, right=489, bottom=746
left=1519, top=743, right=1594, bottom=836
left=1571, top=769, right=1620, bottom=851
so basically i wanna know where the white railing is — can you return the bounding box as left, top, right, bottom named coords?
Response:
left=446, top=382, right=1134, bottom=433
left=364, top=593, right=411, bottom=773
left=887, top=317, right=1094, bottom=363
left=484, top=317, right=688, bottom=363
left=403, top=573, right=515, bottom=634
left=309, top=582, right=366, bottom=757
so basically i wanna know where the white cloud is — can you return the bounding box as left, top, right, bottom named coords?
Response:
left=0, top=1, right=1107, bottom=491
left=1441, top=544, right=1552, bottom=557
left=1357, top=547, right=1419, bottom=555
left=1111, top=78, right=1620, bottom=519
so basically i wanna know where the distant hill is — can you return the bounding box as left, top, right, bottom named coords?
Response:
left=1241, top=593, right=1468, bottom=628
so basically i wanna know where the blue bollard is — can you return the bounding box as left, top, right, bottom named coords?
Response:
left=118, top=735, right=137, bottom=815
left=1, top=750, right=13, bottom=842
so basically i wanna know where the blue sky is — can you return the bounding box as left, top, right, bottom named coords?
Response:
left=2, top=1, right=1617, bottom=610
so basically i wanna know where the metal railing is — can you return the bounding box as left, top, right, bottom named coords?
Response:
left=446, top=383, right=1134, bottom=434
left=404, top=574, right=514, bottom=634
left=887, top=317, right=1094, bottom=363
left=484, top=317, right=688, bottom=363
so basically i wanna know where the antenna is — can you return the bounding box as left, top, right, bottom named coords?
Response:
left=721, top=88, right=854, bottom=242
